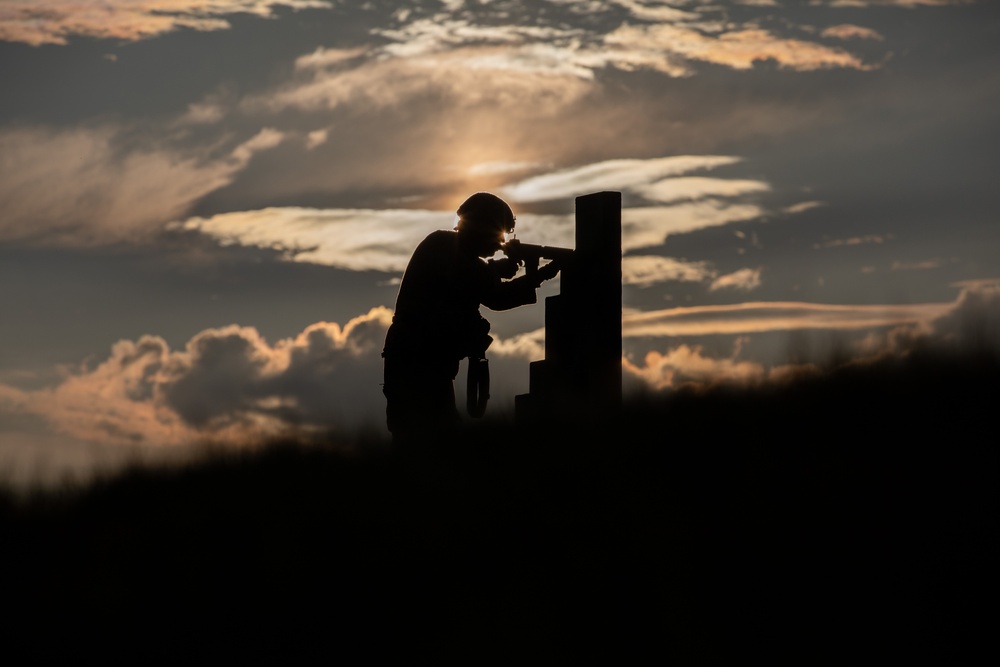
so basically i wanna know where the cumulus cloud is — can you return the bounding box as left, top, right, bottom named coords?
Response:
left=860, top=280, right=1000, bottom=358
left=0, top=0, right=330, bottom=46
left=624, top=281, right=1000, bottom=393
left=0, top=125, right=286, bottom=245
left=624, top=343, right=766, bottom=391
left=6, top=308, right=394, bottom=448
left=0, top=305, right=554, bottom=450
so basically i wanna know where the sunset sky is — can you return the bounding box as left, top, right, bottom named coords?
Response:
left=1, top=0, right=998, bottom=487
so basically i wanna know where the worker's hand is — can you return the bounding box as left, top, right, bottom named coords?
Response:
left=490, top=256, right=521, bottom=280
left=533, top=259, right=561, bottom=286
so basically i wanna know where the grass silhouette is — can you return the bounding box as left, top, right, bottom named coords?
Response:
left=3, top=348, right=997, bottom=662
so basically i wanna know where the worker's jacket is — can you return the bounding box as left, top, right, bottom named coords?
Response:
left=382, top=230, right=538, bottom=366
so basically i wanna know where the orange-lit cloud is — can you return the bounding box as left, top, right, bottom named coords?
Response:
left=623, top=256, right=716, bottom=287
left=891, top=259, right=948, bottom=270
left=8, top=307, right=393, bottom=448
left=625, top=343, right=766, bottom=391
left=605, top=23, right=873, bottom=73
left=818, top=1, right=967, bottom=6
left=821, top=24, right=885, bottom=41
left=623, top=202, right=765, bottom=251
left=0, top=1, right=329, bottom=46
left=623, top=300, right=952, bottom=337
left=709, top=268, right=763, bottom=292
left=814, top=234, right=892, bottom=249
left=624, top=281, right=1000, bottom=391
left=4, top=284, right=998, bottom=453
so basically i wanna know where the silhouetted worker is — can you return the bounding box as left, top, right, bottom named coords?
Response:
left=382, top=192, right=560, bottom=445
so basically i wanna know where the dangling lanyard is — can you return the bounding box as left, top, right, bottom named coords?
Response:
left=466, top=356, right=490, bottom=418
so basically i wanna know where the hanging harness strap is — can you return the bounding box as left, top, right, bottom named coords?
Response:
left=466, top=356, right=490, bottom=418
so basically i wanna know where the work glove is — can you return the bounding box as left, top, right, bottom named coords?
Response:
left=532, top=259, right=561, bottom=287
left=489, top=256, right=522, bottom=280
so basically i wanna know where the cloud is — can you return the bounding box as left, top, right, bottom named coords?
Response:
left=500, top=156, right=743, bottom=203
left=891, top=259, right=947, bottom=271
left=0, top=0, right=331, bottom=46
left=710, top=268, right=763, bottom=292
left=177, top=191, right=760, bottom=273
left=305, top=128, right=329, bottom=150
left=817, top=1, right=967, bottom=7
left=624, top=343, right=766, bottom=391
left=623, top=300, right=952, bottom=337
left=260, top=43, right=596, bottom=114
left=863, top=280, right=1000, bottom=357
left=7, top=284, right=999, bottom=453
left=0, top=305, right=545, bottom=450
left=176, top=207, right=459, bottom=272
left=623, top=281, right=1000, bottom=393
left=6, top=308, right=394, bottom=448
left=814, top=234, right=891, bottom=249
left=605, top=23, right=873, bottom=73
left=0, top=125, right=285, bottom=245
left=622, top=201, right=765, bottom=251
left=176, top=206, right=576, bottom=272
left=623, top=256, right=716, bottom=287
left=633, top=177, right=770, bottom=205
left=783, top=201, right=826, bottom=215
left=821, top=24, right=885, bottom=41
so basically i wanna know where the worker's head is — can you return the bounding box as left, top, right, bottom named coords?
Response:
left=455, top=192, right=515, bottom=256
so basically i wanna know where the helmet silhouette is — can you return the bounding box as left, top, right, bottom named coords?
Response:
left=455, top=192, right=515, bottom=236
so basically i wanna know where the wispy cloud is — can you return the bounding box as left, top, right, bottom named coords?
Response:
left=821, top=24, right=885, bottom=41
left=605, top=23, right=873, bottom=73
left=634, top=177, right=770, bottom=205
left=623, top=300, right=951, bottom=337
left=623, top=201, right=765, bottom=251
left=624, top=281, right=1000, bottom=391
left=710, top=268, right=763, bottom=292
left=0, top=125, right=286, bottom=245
left=814, top=234, right=892, bottom=249
left=891, top=259, right=948, bottom=271
left=177, top=207, right=460, bottom=272
left=625, top=343, right=766, bottom=391
left=0, top=0, right=330, bottom=46
left=500, top=156, right=743, bottom=203
left=623, top=256, right=716, bottom=287
left=177, top=206, right=576, bottom=272
left=818, top=1, right=968, bottom=7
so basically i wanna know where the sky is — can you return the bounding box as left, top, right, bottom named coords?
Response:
left=1, top=0, right=998, bottom=488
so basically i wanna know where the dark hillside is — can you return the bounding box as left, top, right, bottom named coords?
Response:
left=3, top=350, right=997, bottom=663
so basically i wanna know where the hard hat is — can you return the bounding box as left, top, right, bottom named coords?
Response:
left=455, top=192, right=515, bottom=236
